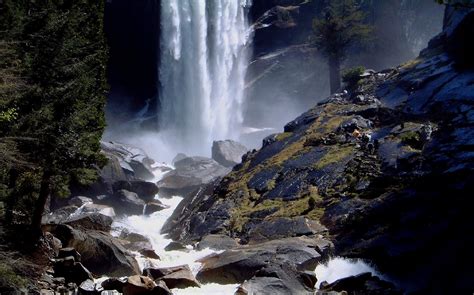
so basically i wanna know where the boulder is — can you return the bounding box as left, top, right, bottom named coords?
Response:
left=196, top=236, right=331, bottom=285
left=65, top=213, right=113, bottom=232
left=211, top=140, right=248, bottom=167
left=143, top=265, right=200, bottom=289
left=80, top=203, right=116, bottom=218
left=45, top=224, right=140, bottom=277
left=319, top=272, right=401, bottom=295
left=113, top=180, right=159, bottom=202
left=53, top=257, right=93, bottom=285
left=42, top=206, right=79, bottom=225
left=100, top=141, right=155, bottom=181
left=106, top=189, right=146, bottom=216
left=122, top=275, right=155, bottom=295
left=101, top=277, right=128, bottom=293
left=68, top=196, right=93, bottom=207
left=153, top=280, right=172, bottom=295
left=144, top=200, right=169, bottom=215
left=196, top=234, right=239, bottom=251
left=164, top=241, right=188, bottom=251
left=236, top=263, right=317, bottom=295
left=157, top=156, right=230, bottom=198
left=139, top=249, right=160, bottom=260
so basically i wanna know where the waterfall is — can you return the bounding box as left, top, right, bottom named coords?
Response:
left=159, top=0, right=252, bottom=155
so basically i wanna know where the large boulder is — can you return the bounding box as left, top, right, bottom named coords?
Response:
left=112, top=180, right=159, bottom=202
left=196, top=236, right=331, bottom=285
left=44, top=224, right=140, bottom=277
left=211, top=140, right=248, bottom=167
left=157, top=156, right=230, bottom=198
left=236, top=262, right=318, bottom=295
left=65, top=213, right=113, bottom=232
left=122, top=275, right=155, bottom=295
left=98, top=189, right=145, bottom=216
left=143, top=265, right=200, bottom=289
left=318, top=272, right=401, bottom=295
left=100, top=141, right=155, bottom=181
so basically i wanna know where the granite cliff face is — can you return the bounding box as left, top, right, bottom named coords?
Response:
left=164, top=7, right=474, bottom=294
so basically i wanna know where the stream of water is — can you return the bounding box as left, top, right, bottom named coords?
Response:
left=106, top=167, right=381, bottom=294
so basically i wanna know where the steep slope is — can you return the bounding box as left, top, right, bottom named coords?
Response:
left=164, top=7, right=474, bottom=294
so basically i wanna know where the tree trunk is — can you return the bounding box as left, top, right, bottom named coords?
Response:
left=31, top=170, right=52, bottom=239
left=5, top=169, right=18, bottom=225
left=329, top=55, right=341, bottom=94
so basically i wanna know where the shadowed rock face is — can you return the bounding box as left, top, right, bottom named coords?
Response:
left=162, top=9, right=474, bottom=294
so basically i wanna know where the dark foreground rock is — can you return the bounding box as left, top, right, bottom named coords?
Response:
left=196, top=236, right=331, bottom=293
left=44, top=224, right=139, bottom=277
left=318, top=272, right=401, bottom=295
left=143, top=265, right=200, bottom=289
left=212, top=140, right=248, bottom=167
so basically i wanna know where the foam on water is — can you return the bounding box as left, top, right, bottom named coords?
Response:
left=315, top=257, right=383, bottom=288
left=111, top=195, right=238, bottom=293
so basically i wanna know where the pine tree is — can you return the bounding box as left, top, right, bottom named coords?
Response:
left=311, top=0, right=373, bottom=93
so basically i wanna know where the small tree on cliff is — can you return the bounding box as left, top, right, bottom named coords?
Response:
left=311, top=0, right=372, bottom=93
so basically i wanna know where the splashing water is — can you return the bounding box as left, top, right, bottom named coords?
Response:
left=315, top=257, right=383, bottom=288
left=111, top=196, right=238, bottom=293
left=159, top=0, right=252, bottom=156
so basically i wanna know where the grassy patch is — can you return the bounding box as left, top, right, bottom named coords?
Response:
left=0, top=262, right=28, bottom=290
left=313, top=145, right=354, bottom=170
left=276, top=132, right=293, bottom=141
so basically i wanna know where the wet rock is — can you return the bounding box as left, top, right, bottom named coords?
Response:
left=164, top=241, right=187, bottom=251
left=212, top=140, right=248, bottom=167
left=319, top=272, right=402, bottom=295
left=69, top=196, right=93, bottom=207
left=46, top=224, right=140, bottom=277
left=153, top=280, right=172, bottom=295
left=196, top=236, right=330, bottom=284
left=139, top=249, right=160, bottom=260
left=144, top=200, right=169, bottom=215
left=113, top=180, right=159, bottom=202
left=65, top=213, right=113, bottom=232
left=236, top=262, right=317, bottom=295
left=42, top=206, right=79, bottom=224
left=112, top=189, right=146, bottom=215
left=101, top=141, right=155, bottom=181
left=123, top=275, right=155, bottom=295
left=101, top=277, right=127, bottom=293
left=157, top=156, right=230, bottom=198
left=143, top=265, right=200, bottom=289
left=196, top=234, right=239, bottom=251
left=162, top=180, right=233, bottom=243
left=53, top=257, right=93, bottom=285
left=80, top=203, right=116, bottom=218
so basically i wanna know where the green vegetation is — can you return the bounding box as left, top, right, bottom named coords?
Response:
left=0, top=262, right=28, bottom=290
left=342, top=66, right=365, bottom=88
left=314, top=145, right=354, bottom=170
left=0, top=0, right=108, bottom=237
left=276, top=132, right=293, bottom=141
left=311, top=0, right=373, bottom=93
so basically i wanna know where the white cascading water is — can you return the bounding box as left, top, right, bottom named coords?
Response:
left=159, top=0, right=252, bottom=155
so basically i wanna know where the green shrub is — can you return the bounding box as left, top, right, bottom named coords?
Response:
left=342, top=66, right=365, bottom=87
